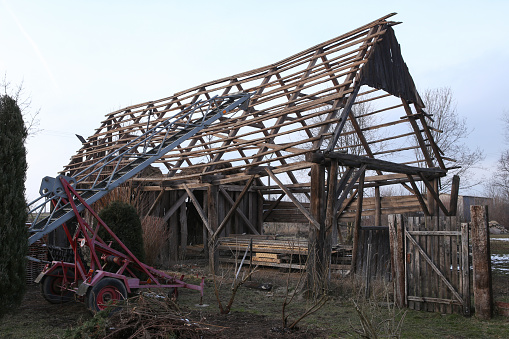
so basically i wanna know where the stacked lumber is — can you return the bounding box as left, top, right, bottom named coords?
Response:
left=217, top=235, right=352, bottom=270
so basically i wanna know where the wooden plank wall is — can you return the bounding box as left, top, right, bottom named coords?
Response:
left=158, top=188, right=261, bottom=263
left=264, top=195, right=423, bottom=224
left=355, top=226, right=391, bottom=281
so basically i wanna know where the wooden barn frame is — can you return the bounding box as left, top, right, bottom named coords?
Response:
left=60, top=14, right=460, bottom=289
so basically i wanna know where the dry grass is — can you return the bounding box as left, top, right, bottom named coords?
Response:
left=141, top=216, right=168, bottom=267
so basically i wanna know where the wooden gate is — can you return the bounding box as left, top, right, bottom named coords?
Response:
left=404, top=216, right=470, bottom=315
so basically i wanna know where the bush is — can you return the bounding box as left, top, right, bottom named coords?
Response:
left=0, top=95, right=28, bottom=319
left=98, top=201, right=145, bottom=263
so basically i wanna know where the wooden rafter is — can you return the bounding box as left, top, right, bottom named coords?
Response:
left=61, top=14, right=450, bottom=224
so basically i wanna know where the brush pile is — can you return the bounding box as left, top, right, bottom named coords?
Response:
left=73, top=292, right=224, bottom=339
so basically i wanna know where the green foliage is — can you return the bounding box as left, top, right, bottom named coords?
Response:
left=64, top=310, right=109, bottom=339
left=0, top=95, right=28, bottom=319
left=98, top=201, right=145, bottom=263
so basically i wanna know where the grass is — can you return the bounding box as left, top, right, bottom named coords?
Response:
left=3, top=235, right=509, bottom=338
left=490, top=236, right=509, bottom=255
left=173, top=268, right=509, bottom=338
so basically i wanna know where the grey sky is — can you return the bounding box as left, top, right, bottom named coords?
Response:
left=1, top=0, right=507, bottom=200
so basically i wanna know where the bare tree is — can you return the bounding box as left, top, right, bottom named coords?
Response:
left=485, top=111, right=509, bottom=226
left=1, top=74, right=40, bottom=137
left=420, top=87, right=484, bottom=192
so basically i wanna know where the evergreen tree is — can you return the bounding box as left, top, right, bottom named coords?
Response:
left=0, top=95, right=28, bottom=318
left=98, top=201, right=145, bottom=263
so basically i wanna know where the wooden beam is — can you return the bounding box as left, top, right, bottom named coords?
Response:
left=207, top=184, right=219, bottom=272
left=401, top=99, right=434, bottom=168
left=470, top=205, right=493, bottom=320
left=182, top=184, right=213, bottom=235
left=146, top=189, right=165, bottom=216
left=219, top=186, right=259, bottom=234
left=449, top=175, right=460, bottom=216
left=388, top=214, right=405, bottom=308
left=351, top=168, right=365, bottom=273
left=325, top=159, right=339, bottom=232
left=327, top=83, right=361, bottom=152
left=310, top=152, right=446, bottom=177
left=418, top=173, right=449, bottom=216
left=262, top=193, right=285, bottom=220
left=335, top=165, right=367, bottom=212
left=213, top=176, right=257, bottom=239
left=406, top=174, right=430, bottom=216
left=374, top=186, right=381, bottom=226
left=336, top=189, right=358, bottom=218
left=414, top=105, right=446, bottom=169
left=265, top=167, right=320, bottom=230
left=162, top=192, right=188, bottom=222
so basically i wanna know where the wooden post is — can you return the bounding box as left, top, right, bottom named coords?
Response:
left=203, top=192, right=209, bottom=259
left=167, top=190, right=179, bottom=263
left=470, top=205, right=493, bottom=319
left=388, top=214, right=405, bottom=308
left=308, top=163, right=327, bottom=296
left=426, top=180, right=436, bottom=216
left=256, top=190, right=264, bottom=234
left=351, top=169, right=365, bottom=273
left=325, top=159, right=339, bottom=246
left=449, top=175, right=460, bottom=216
left=461, top=223, right=471, bottom=316
left=374, top=186, right=381, bottom=226
left=179, top=202, right=187, bottom=260
left=208, top=185, right=219, bottom=274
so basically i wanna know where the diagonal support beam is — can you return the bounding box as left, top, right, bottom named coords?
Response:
left=182, top=184, right=213, bottom=235
left=335, top=165, right=367, bottom=212
left=262, top=193, right=285, bottom=220
left=401, top=99, right=435, bottom=168
left=336, top=189, right=358, bottom=219
left=406, top=174, right=430, bottom=216
left=265, top=167, right=320, bottom=230
left=414, top=104, right=446, bottom=169
left=162, top=192, right=188, bottom=222
left=146, top=189, right=165, bottom=216
left=219, top=186, right=259, bottom=235
left=326, top=83, right=361, bottom=152
left=334, top=167, right=354, bottom=203
left=213, top=176, right=256, bottom=239
left=418, top=173, right=450, bottom=216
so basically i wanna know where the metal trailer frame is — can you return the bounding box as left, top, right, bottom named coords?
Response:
left=29, top=93, right=252, bottom=312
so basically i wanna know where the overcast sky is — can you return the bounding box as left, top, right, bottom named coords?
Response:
left=1, top=0, right=507, bottom=201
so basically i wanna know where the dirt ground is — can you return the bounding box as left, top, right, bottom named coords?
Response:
left=2, top=241, right=509, bottom=338
left=0, top=266, right=329, bottom=339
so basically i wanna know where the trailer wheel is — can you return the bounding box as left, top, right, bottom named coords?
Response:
left=41, top=267, right=75, bottom=304
left=87, top=278, right=127, bottom=313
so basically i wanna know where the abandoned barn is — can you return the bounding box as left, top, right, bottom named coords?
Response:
left=34, top=13, right=493, bottom=316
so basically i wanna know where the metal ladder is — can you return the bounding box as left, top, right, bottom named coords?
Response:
left=27, top=93, right=251, bottom=245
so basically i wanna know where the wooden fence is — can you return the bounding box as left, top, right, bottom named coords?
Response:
left=398, top=216, right=470, bottom=315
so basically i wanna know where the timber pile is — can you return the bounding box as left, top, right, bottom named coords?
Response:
left=489, top=221, right=508, bottom=234
left=217, top=235, right=352, bottom=270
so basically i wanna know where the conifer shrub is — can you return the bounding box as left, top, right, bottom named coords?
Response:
left=98, top=201, right=145, bottom=263
left=0, top=95, right=28, bottom=319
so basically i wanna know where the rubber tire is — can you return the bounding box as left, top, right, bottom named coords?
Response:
left=40, top=267, right=75, bottom=304
left=87, top=278, right=127, bottom=314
